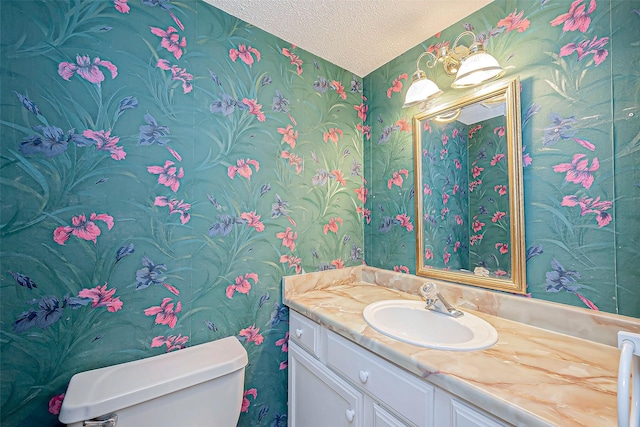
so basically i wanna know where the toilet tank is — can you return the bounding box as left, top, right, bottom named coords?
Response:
left=59, top=336, right=248, bottom=427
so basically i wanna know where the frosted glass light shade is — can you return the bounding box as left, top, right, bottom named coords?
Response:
left=402, top=71, right=443, bottom=108
left=451, top=51, right=504, bottom=88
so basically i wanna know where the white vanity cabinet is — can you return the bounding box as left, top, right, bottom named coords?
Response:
left=288, top=310, right=512, bottom=427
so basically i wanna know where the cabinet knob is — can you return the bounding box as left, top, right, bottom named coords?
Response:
left=295, top=328, right=303, bottom=338
left=345, top=409, right=355, bottom=423
left=358, top=370, right=369, bottom=384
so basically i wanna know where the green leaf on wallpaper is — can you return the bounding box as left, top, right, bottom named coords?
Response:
left=531, top=202, right=574, bottom=232
left=7, top=149, right=50, bottom=200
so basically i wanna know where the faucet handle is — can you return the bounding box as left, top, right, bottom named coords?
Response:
left=419, top=283, right=438, bottom=308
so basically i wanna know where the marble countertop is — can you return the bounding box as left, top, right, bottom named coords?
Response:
left=282, top=266, right=631, bottom=427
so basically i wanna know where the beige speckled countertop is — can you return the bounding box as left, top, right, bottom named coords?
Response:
left=283, top=266, right=640, bottom=427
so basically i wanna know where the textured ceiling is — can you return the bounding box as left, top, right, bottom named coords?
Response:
left=202, top=0, right=493, bottom=77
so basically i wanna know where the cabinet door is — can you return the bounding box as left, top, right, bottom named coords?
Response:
left=435, top=389, right=511, bottom=427
left=371, top=402, right=411, bottom=427
left=289, top=342, right=364, bottom=427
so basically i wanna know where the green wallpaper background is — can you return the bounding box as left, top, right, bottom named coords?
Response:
left=0, top=0, right=638, bottom=425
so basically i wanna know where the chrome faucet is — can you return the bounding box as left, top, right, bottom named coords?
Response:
left=419, top=283, right=464, bottom=318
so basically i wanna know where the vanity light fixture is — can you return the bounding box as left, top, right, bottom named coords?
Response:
left=402, top=31, right=504, bottom=108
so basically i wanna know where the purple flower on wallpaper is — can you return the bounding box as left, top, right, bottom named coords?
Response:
left=312, top=169, right=329, bottom=186
left=150, top=25, right=187, bottom=60
left=115, top=243, right=135, bottom=264
left=526, top=244, right=544, bottom=261
left=20, top=126, right=90, bottom=158
left=8, top=271, right=37, bottom=289
left=550, top=0, right=596, bottom=33
left=545, top=258, right=581, bottom=293
left=351, top=75, right=362, bottom=93
left=210, top=93, right=239, bottom=116
left=209, top=214, right=236, bottom=236
left=139, top=113, right=170, bottom=145
left=118, top=96, right=138, bottom=114
left=268, top=303, right=288, bottom=328
left=58, top=54, right=118, bottom=85
left=261, top=75, right=272, bottom=86
left=13, top=295, right=67, bottom=333
left=553, top=153, right=599, bottom=189
left=157, top=59, right=193, bottom=93
left=13, top=91, right=41, bottom=115
left=543, top=113, right=578, bottom=146
left=378, top=216, right=393, bottom=233
left=378, top=125, right=398, bottom=144
left=350, top=243, right=363, bottom=261
left=135, top=256, right=168, bottom=290
left=272, top=90, right=290, bottom=113
left=313, top=76, right=329, bottom=93
left=271, top=413, right=287, bottom=427
left=559, top=36, right=609, bottom=66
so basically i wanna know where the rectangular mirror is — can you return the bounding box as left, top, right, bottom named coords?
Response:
left=413, top=77, right=526, bottom=294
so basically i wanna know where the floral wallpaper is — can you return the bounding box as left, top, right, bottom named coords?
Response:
left=364, top=0, right=639, bottom=315
left=0, top=1, right=364, bottom=425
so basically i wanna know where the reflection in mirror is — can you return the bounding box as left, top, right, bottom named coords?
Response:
left=413, top=77, right=526, bottom=294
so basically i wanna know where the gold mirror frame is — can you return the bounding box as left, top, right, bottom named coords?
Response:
left=413, top=77, right=526, bottom=294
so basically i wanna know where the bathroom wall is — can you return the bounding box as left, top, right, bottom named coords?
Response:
left=364, top=0, right=640, bottom=317
left=0, top=1, right=364, bottom=425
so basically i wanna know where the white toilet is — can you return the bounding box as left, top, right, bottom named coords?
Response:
left=59, top=336, right=248, bottom=427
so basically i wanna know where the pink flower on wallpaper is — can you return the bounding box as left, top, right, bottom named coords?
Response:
left=561, top=195, right=612, bottom=227
left=83, top=129, right=126, bottom=160
left=282, top=47, right=303, bottom=74
left=455, top=215, right=463, bottom=225
left=230, top=44, right=261, bottom=67
left=78, top=283, right=123, bottom=312
left=323, top=217, right=343, bottom=234
left=523, top=151, right=532, bottom=167
left=550, top=0, right=596, bottom=33
left=497, top=9, right=530, bottom=33
left=357, top=123, right=371, bottom=140
left=396, top=213, right=413, bottom=232
left=242, top=388, right=257, bottom=412
left=113, top=0, right=129, bottom=13
left=355, top=185, right=368, bottom=203
left=279, top=361, right=288, bottom=370
left=553, top=153, right=599, bottom=189
left=156, top=59, right=193, bottom=93
left=276, top=332, right=289, bottom=352
left=574, top=138, right=596, bottom=151
left=242, top=98, right=266, bottom=121
left=494, top=126, right=505, bottom=137
left=331, top=80, right=347, bottom=99
left=469, top=179, right=483, bottom=192
left=470, top=234, right=483, bottom=245
left=472, top=165, right=484, bottom=178
left=323, top=128, right=343, bottom=144
left=58, top=54, right=118, bottom=85
left=240, top=325, right=264, bottom=345
left=144, top=297, right=182, bottom=328
left=240, top=211, right=265, bottom=232
left=331, top=258, right=344, bottom=269
left=492, top=211, right=507, bottom=222
left=228, top=158, right=259, bottom=179
left=148, top=160, right=184, bottom=192
left=468, top=124, right=482, bottom=138
left=395, top=118, right=411, bottom=133
left=442, top=192, right=450, bottom=205
left=150, top=26, right=187, bottom=60
left=453, top=184, right=460, bottom=194
left=226, top=273, right=258, bottom=298
left=281, top=151, right=303, bottom=174
left=441, top=207, right=449, bottom=220
left=425, top=248, right=434, bottom=260
left=393, top=265, right=410, bottom=274
left=495, top=269, right=507, bottom=277
left=151, top=334, right=189, bottom=352
left=575, top=292, right=599, bottom=310
left=278, top=124, right=298, bottom=148
left=439, top=148, right=448, bottom=159
left=452, top=129, right=459, bottom=138
left=442, top=133, right=449, bottom=146
left=472, top=219, right=485, bottom=232
left=443, top=252, right=451, bottom=265
left=357, top=207, right=371, bottom=224
left=423, top=120, right=432, bottom=133
left=454, top=241, right=461, bottom=252
left=423, top=183, right=432, bottom=195
left=494, top=185, right=507, bottom=196
left=495, top=243, right=509, bottom=254
left=166, top=146, right=183, bottom=161
left=330, top=169, right=346, bottom=186
left=559, top=36, right=609, bottom=66
left=276, top=227, right=298, bottom=251
left=164, top=283, right=180, bottom=296
left=48, top=394, right=65, bottom=415
left=154, top=196, right=191, bottom=224
left=355, top=103, right=368, bottom=121
left=280, top=254, right=302, bottom=274
left=387, top=169, right=409, bottom=189
left=490, top=154, right=506, bottom=166
left=54, top=212, right=114, bottom=245
left=386, top=73, right=408, bottom=98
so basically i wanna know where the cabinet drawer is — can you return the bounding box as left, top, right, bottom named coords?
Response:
left=327, top=331, right=434, bottom=427
left=289, top=310, right=322, bottom=358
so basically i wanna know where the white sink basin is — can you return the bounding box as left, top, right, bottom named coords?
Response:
left=363, top=300, right=498, bottom=351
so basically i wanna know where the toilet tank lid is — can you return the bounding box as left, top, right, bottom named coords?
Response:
left=59, top=336, right=248, bottom=424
